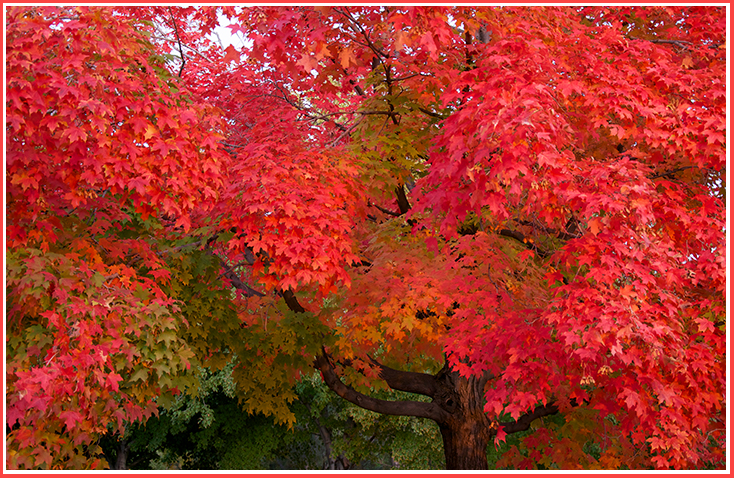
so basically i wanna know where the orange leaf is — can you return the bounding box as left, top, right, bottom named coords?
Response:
left=588, top=218, right=601, bottom=236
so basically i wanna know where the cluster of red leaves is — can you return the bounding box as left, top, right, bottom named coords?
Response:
left=206, top=84, right=364, bottom=296
left=409, top=7, right=726, bottom=468
left=5, top=6, right=227, bottom=468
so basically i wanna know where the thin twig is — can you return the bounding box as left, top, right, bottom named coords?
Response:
left=329, top=114, right=366, bottom=147
left=168, top=7, right=186, bottom=77
left=649, top=166, right=696, bottom=180
left=149, top=34, right=215, bottom=64
left=629, top=36, right=692, bottom=51
left=369, top=201, right=401, bottom=217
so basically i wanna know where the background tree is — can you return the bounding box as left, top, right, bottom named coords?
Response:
left=6, top=5, right=726, bottom=470
left=100, top=369, right=445, bottom=470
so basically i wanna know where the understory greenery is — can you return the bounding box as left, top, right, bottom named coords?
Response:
left=99, top=365, right=448, bottom=470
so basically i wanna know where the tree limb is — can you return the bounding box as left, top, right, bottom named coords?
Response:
left=365, top=356, right=439, bottom=397
left=629, top=36, right=692, bottom=51
left=648, top=165, right=695, bottom=180
left=214, top=254, right=264, bottom=297
left=415, top=105, right=447, bottom=120
left=369, top=201, right=401, bottom=217
left=499, top=402, right=560, bottom=434
left=168, top=7, right=186, bottom=77
left=314, top=351, right=447, bottom=421
left=281, top=288, right=306, bottom=313
left=500, top=397, right=585, bottom=435
left=284, top=291, right=443, bottom=416
left=395, top=184, right=411, bottom=215
left=498, top=229, right=550, bottom=258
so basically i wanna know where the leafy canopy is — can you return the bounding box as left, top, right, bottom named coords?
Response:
left=5, top=5, right=726, bottom=470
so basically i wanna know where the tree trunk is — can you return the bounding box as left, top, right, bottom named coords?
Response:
left=313, top=347, right=560, bottom=470
left=113, top=437, right=129, bottom=470
left=439, top=422, right=491, bottom=470
left=432, top=365, right=493, bottom=469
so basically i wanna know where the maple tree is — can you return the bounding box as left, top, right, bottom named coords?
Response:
left=5, top=5, right=727, bottom=470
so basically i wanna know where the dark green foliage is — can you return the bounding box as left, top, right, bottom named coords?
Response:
left=100, top=367, right=448, bottom=470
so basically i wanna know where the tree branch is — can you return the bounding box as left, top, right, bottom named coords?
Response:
left=499, top=402, right=560, bottom=434
left=214, top=254, right=264, bottom=297
left=629, top=36, right=692, bottom=51
left=286, top=290, right=443, bottom=416
left=415, top=105, right=447, bottom=120
left=369, top=201, right=401, bottom=217
left=500, top=397, right=585, bottom=435
left=168, top=7, right=186, bottom=78
left=281, top=288, right=306, bottom=313
left=314, top=351, right=447, bottom=421
left=365, top=356, right=439, bottom=397
left=395, top=184, right=411, bottom=215
left=498, top=229, right=550, bottom=258
left=648, top=165, right=695, bottom=180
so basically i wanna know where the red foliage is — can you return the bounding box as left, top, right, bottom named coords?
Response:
left=6, top=5, right=726, bottom=469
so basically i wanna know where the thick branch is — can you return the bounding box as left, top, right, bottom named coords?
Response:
left=314, top=352, right=447, bottom=421
left=500, top=397, right=584, bottom=435
left=499, top=403, right=560, bottom=434
left=366, top=356, right=439, bottom=397
left=281, top=289, right=306, bottom=313
left=214, top=254, right=264, bottom=297
left=395, top=184, right=411, bottom=215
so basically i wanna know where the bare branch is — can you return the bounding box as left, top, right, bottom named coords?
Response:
left=168, top=7, right=186, bottom=77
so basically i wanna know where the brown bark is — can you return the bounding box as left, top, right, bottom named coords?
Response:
left=313, top=349, right=571, bottom=469
left=112, top=437, right=129, bottom=470
left=394, top=184, right=411, bottom=215
left=314, top=352, right=446, bottom=421
left=432, top=364, right=494, bottom=469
